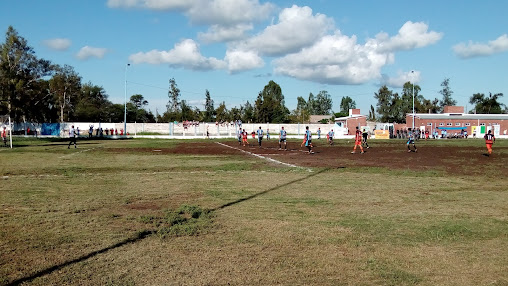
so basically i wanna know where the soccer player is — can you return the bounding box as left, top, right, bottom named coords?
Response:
left=484, top=130, right=495, bottom=156
left=407, top=128, right=417, bottom=153
left=317, top=128, right=321, bottom=140
left=327, top=129, right=334, bottom=145
left=68, top=125, right=77, bottom=149
left=242, top=129, right=249, bottom=146
left=1, top=126, right=7, bottom=147
left=256, top=126, right=264, bottom=148
left=279, top=126, right=287, bottom=151
left=351, top=126, right=364, bottom=154
left=237, top=127, right=242, bottom=145
left=362, top=128, right=370, bottom=149
left=303, top=126, right=314, bottom=154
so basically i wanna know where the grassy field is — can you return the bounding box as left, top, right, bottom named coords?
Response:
left=0, top=137, right=507, bottom=285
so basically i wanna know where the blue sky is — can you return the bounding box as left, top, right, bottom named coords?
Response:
left=1, top=0, right=507, bottom=117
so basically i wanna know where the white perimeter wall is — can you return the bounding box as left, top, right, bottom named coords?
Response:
left=16, top=122, right=350, bottom=138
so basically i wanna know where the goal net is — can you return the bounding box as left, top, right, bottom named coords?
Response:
left=0, top=115, right=12, bottom=148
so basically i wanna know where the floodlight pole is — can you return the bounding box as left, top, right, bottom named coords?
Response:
left=411, top=70, right=415, bottom=131
left=124, top=63, right=130, bottom=135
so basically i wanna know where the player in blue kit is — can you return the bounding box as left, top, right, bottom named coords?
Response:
left=256, top=126, right=264, bottom=148
left=407, top=129, right=417, bottom=153
left=279, top=126, right=287, bottom=151
left=303, top=126, right=314, bottom=154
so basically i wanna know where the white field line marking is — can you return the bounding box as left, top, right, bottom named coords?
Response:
left=216, top=142, right=312, bottom=171
left=59, top=147, right=99, bottom=159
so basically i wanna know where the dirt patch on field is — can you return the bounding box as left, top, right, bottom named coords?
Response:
left=108, top=140, right=507, bottom=177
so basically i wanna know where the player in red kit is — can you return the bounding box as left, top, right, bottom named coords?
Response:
left=351, top=127, right=364, bottom=154
left=484, top=130, right=495, bottom=156
left=242, top=129, right=249, bottom=146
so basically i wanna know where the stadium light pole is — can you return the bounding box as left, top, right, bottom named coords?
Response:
left=124, top=63, right=130, bottom=135
left=411, top=70, right=415, bottom=131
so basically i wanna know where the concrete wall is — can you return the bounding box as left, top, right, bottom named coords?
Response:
left=13, top=122, right=349, bottom=138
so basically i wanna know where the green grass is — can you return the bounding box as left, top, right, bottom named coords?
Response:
left=0, top=137, right=507, bottom=285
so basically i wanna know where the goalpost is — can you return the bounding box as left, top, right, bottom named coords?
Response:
left=1, top=115, right=12, bottom=148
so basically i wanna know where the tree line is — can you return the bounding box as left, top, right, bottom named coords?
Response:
left=373, top=78, right=506, bottom=123
left=1, top=26, right=505, bottom=125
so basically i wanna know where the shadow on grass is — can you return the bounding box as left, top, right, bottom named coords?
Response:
left=212, top=168, right=329, bottom=211
left=5, top=230, right=154, bottom=286
left=6, top=168, right=329, bottom=285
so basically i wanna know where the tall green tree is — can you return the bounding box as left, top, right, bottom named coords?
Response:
left=290, top=96, right=310, bottom=123
left=374, top=85, right=401, bottom=122
left=129, top=94, right=149, bottom=122
left=49, top=64, right=82, bottom=123
left=367, top=105, right=376, bottom=121
left=227, top=107, right=241, bottom=122
left=0, top=26, right=53, bottom=122
left=339, top=96, right=356, bottom=115
left=31, top=80, right=59, bottom=123
left=254, top=80, right=289, bottom=123
left=104, top=103, right=125, bottom=123
left=180, top=100, right=196, bottom=121
left=215, top=101, right=228, bottom=122
left=469, top=92, right=505, bottom=114
left=167, top=78, right=180, bottom=113
left=242, top=101, right=254, bottom=123
left=74, top=83, right=110, bottom=122
left=438, top=78, right=456, bottom=111
left=204, top=89, right=215, bottom=122
left=307, top=92, right=316, bottom=114
left=314, top=90, right=333, bottom=115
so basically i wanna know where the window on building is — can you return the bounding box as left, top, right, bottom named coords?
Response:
left=465, top=123, right=470, bottom=126
left=455, top=123, right=461, bottom=126
left=439, top=123, right=444, bottom=126
left=427, top=123, right=432, bottom=126
left=480, top=123, right=485, bottom=126
left=447, top=123, right=453, bottom=126
left=492, top=122, right=499, bottom=125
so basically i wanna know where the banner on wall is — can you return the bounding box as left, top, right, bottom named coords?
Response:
left=41, top=123, right=61, bottom=136
left=374, top=130, right=390, bottom=139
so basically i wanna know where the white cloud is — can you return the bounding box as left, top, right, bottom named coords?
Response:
left=76, top=46, right=108, bottom=60
left=42, top=38, right=72, bottom=51
left=225, top=49, right=264, bottom=73
left=273, top=32, right=391, bottom=85
left=187, top=99, right=206, bottom=107
left=198, top=24, right=253, bottom=43
left=272, top=21, right=441, bottom=85
left=129, top=40, right=265, bottom=73
left=106, top=0, right=192, bottom=10
left=108, top=0, right=274, bottom=43
left=113, top=1, right=443, bottom=85
left=186, top=0, right=274, bottom=26
left=107, top=0, right=273, bottom=25
left=129, top=39, right=227, bottom=71
left=453, top=34, right=508, bottom=59
left=237, top=5, right=334, bottom=56
left=381, top=70, right=421, bottom=88
left=375, top=21, right=443, bottom=52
